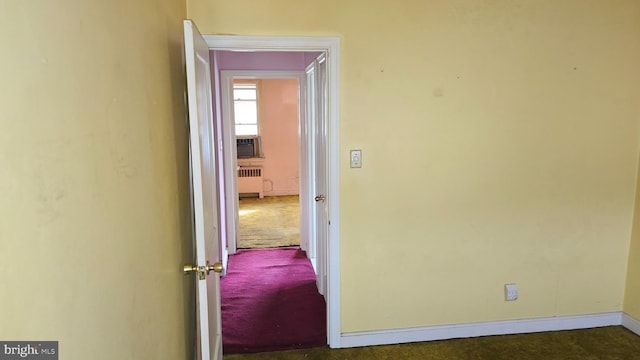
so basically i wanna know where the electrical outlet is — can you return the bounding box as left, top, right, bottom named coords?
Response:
left=505, top=283, right=518, bottom=301
left=350, top=150, right=362, bottom=168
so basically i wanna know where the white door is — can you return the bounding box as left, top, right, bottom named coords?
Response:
left=300, top=69, right=314, bottom=257
left=184, top=20, right=224, bottom=360
left=311, top=55, right=329, bottom=296
left=304, top=63, right=318, bottom=267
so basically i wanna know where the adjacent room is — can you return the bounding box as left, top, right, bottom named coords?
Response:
left=235, top=78, right=300, bottom=249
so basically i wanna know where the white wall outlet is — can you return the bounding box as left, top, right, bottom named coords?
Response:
left=350, top=150, right=362, bottom=168
left=505, top=283, right=518, bottom=301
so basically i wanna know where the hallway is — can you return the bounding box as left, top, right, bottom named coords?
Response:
left=223, top=195, right=325, bottom=354
left=221, top=247, right=326, bottom=354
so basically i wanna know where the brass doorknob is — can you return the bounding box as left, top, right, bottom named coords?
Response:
left=315, top=195, right=326, bottom=202
left=206, top=261, right=224, bottom=274
left=183, top=264, right=198, bottom=275
left=184, top=261, right=224, bottom=279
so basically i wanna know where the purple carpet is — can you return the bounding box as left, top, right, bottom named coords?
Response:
left=221, top=247, right=326, bottom=354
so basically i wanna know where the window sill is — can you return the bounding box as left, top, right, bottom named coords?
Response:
left=238, top=157, right=265, bottom=167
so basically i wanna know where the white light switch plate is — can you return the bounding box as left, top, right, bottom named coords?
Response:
left=350, top=150, right=362, bottom=168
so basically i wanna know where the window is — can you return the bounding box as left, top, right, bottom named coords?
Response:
left=233, top=82, right=258, bottom=136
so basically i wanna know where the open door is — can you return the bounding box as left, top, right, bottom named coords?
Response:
left=307, top=54, right=329, bottom=296
left=184, top=20, right=224, bottom=360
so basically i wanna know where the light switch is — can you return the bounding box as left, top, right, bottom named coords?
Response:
left=350, top=150, right=362, bottom=168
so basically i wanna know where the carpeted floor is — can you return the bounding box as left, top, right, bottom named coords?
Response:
left=221, top=247, right=326, bottom=354
left=224, top=326, right=640, bottom=360
left=238, top=196, right=300, bottom=249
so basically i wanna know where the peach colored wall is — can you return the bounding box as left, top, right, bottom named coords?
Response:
left=260, top=79, right=300, bottom=196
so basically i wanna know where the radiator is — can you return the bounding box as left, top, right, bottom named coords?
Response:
left=237, top=166, right=263, bottom=198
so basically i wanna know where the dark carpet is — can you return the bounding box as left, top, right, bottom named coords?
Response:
left=225, top=326, right=640, bottom=360
left=221, top=247, right=326, bottom=354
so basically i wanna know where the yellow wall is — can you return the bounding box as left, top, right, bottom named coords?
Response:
left=0, top=1, right=193, bottom=359
left=188, top=0, right=640, bottom=332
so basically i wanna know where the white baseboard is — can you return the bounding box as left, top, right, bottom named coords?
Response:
left=622, top=313, right=640, bottom=336
left=339, top=312, right=624, bottom=348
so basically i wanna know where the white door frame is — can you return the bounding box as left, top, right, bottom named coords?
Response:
left=204, top=35, right=342, bottom=348
left=219, top=70, right=308, bottom=257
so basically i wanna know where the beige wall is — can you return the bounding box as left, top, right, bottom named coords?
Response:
left=0, top=1, right=193, bottom=359
left=188, top=0, right=640, bottom=332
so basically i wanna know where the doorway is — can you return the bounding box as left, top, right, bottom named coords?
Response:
left=204, top=35, right=342, bottom=349
left=224, top=74, right=305, bottom=250
left=217, top=59, right=324, bottom=353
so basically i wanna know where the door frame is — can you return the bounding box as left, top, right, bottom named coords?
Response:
left=219, top=70, right=308, bottom=257
left=203, top=35, right=342, bottom=348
